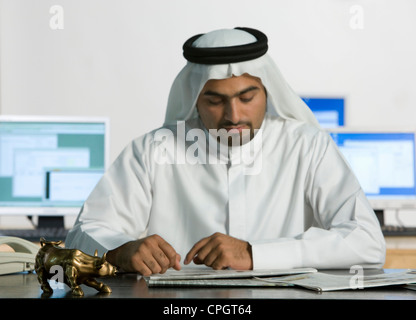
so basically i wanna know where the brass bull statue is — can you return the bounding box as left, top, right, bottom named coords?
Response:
left=35, top=238, right=117, bottom=296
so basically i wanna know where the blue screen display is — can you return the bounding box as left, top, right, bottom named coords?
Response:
left=301, top=97, right=344, bottom=128
left=329, top=131, right=416, bottom=198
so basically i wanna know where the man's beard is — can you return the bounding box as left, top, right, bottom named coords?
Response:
left=215, top=121, right=254, bottom=146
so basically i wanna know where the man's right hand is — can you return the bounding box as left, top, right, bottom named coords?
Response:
left=106, top=234, right=181, bottom=276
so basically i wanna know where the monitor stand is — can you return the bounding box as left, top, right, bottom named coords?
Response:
left=374, top=210, right=385, bottom=227
left=373, top=209, right=416, bottom=236
left=34, top=215, right=67, bottom=242
left=1, top=216, right=68, bottom=242
left=37, top=216, right=65, bottom=229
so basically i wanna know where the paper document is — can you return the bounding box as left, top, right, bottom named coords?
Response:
left=144, top=267, right=317, bottom=286
left=144, top=268, right=416, bottom=292
left=405, top=284, right=416, bottom=291
left=256, top=269, right=416, bottom=292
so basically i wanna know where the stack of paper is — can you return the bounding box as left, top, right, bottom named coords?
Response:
left=143, top=268, right=416, bottom=292
left=256, top=270, right=416, bottom=292
left=144, top=267, right=316, bottom=287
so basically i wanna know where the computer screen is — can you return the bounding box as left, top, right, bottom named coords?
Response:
left=328, top=128, right=416, bottom=210
left=0, top=115, right=110, bottom=216
left=301, top=97, right=345, bottom=128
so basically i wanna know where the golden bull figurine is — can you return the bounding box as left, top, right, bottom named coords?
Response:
left=35, top=238, right=117, bottom=296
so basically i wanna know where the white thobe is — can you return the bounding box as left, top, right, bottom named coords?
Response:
left=66, top=114, right=386, bottom=269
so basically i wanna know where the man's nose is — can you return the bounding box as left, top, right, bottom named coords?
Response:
left=223, top=99, right=241, bottom=124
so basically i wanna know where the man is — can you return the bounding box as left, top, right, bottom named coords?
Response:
left=66, top=27, right=385, bottom=276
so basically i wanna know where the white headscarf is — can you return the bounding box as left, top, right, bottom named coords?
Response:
left=163, top=28, right=319, bottom=128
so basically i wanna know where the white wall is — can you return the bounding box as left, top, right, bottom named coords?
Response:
left=2, top=0, right=415, bottom=162
left=1, top=0, right=416, bottom=226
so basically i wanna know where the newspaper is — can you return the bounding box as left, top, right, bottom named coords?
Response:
left=255, top=270, right=416, bottom=292
left=144, top=268, right=416, bottom=292
left=405, top=284, right=416, bottom=291
left=143, top=267, right=317, bottom=285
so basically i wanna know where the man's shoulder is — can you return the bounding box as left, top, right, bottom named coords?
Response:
left=265, top=114, right=325, bottom=140
left=263, top=116, right=332, bottom=159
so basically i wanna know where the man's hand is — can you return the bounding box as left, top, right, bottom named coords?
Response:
left=106, top=234, right=181, bottom=276
left=184, top=232, right=253, bottom=270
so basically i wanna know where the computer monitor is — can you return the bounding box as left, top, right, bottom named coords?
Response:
left=327, top=127, right=416, bottom=211
left=0, top=115, right=109, bottom=225
left=301, top=97, right=345, bottom=128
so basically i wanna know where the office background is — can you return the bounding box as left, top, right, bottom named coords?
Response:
left=0, top=0, right=416, bottom=227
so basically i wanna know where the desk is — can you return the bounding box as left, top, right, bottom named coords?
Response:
left=1, top=270, right=415, bottom=318
left=1, top=269, right=415, bottom=299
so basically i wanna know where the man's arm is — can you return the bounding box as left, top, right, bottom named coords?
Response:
left=66, top=138, right=154, bottom=257
left=249, top=134, right=386, bottom=270
left=184, top=232, right=253, bottom=270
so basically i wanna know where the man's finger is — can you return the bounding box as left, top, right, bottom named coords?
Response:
left=131, top=254, right=153, bottom=276
left=136, top=235, right=181, bottom=274
left=151, top=249, right=171, bottom=273
left=158, top=239, right=180, bottom=269
left=191, top=239, right=219, bottom=265
left=199, top=247, right=221, bottom=267
left=184, top=237, right=210, bottom=264
left=173, top=254, right=182, bottom=271
left=142, top=255, right=164, bottom=275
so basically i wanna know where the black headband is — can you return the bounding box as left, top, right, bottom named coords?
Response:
left=182, top=27, right=268, bottom=65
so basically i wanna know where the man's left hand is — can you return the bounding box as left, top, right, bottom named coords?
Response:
left=184, top=232, right=253, bottom=270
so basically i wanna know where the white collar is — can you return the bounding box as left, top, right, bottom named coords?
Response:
left=200, top=117, right=265, bottom=169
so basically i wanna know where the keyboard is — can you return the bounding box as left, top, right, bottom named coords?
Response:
left=381, top=225, right=416, bottom=236
left=0, top=228, right=68, bottom=242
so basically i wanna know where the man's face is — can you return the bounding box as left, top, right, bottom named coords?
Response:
left=196, top=74, right=267, bottom=145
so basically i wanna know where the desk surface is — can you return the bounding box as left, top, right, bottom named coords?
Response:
left=1, top=269, right=416, bottom=300
left=1, top=270, right=416, bottom=318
